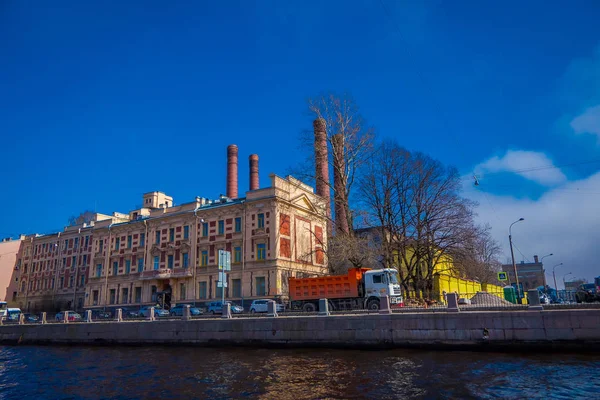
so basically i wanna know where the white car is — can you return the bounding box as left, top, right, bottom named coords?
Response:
left=249, top=299, right=284, bottom=313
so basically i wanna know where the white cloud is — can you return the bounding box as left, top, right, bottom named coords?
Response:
left=474, top=150, right=567, bottom=186
left=464, top=165, right=600, bottom=288
left=571, top=104, right=600, bottom=140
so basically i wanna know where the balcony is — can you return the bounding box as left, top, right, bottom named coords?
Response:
left=139, top=268, right=193, bottom=280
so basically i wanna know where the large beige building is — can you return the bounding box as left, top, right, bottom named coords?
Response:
left=86, top=173, right=328, bottom=310
left=11, top=144, right=329, bottom=312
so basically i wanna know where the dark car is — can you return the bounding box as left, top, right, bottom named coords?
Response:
left=86, top=309, right=112, bottom=320
left=119, top=307, right=140, bottom=318
left=575, top=283, right=600, bottom=303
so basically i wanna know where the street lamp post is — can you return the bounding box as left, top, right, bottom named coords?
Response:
left=509, top=218, right=525, bottom=301
left=552, top=263, right=564, bottom=293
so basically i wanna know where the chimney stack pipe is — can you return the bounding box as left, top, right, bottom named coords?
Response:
left=249, top=154, right=259, bottom=191
left=313, top=118, right=331, bottom=223
left=227, top=144, right=239, bottom=199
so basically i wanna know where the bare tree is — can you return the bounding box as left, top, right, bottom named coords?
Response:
left=292, top=93, right=375, bottom=236
left=68, top=210, right=96, bottom=226
left=452, top=224, right=503, bottom=284
left=360, top=140, right=479, bottom=298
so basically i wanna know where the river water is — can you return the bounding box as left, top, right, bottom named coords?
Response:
left=0, top=346, right=598, bottom=399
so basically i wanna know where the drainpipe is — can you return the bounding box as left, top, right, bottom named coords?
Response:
left=143, top=219, right=148, bottom=304
left=72, top=228, right=82, bottom=310
left=103, top=224, right=113, bottom=310
left=51, top=233, right=62, bottom=310
left=241, top=200, right=246, bottom=309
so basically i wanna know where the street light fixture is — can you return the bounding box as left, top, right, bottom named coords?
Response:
left=509, top=218, right=525, bottom=300
left=552, top=263, right=564, bottom=293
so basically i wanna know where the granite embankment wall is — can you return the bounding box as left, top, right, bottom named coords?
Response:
left=1, top=310, right=599, bottom=350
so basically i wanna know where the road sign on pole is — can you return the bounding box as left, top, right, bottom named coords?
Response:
left=498, top=271, right=508, bottom=282
left=218, top=250, right=231, bottom=271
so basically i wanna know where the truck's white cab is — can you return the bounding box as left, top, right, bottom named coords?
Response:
left=364, top=268, right=403, bottom=306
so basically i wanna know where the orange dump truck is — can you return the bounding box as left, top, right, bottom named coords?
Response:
left=288, top=268, right=403, bottom=312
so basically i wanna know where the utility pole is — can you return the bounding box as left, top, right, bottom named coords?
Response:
left=509, top=218, right=524, bottom=302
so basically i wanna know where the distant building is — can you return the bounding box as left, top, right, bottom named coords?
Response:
left=502, top=255, right=546, bottom=292
left=565, top=279, right=587, bottom=292
left=0, top=236, right=25, bottom=303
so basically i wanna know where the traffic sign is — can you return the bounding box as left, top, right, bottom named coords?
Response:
left=498, top=271, right=508, bottom=281
left=218, top=249, right=231, bottom=271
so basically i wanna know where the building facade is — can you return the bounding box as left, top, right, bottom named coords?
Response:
left=502, top=255, right=547, bottom=292
left=12, top=212, right=129, bottom=312
left=85, top=174, right=328, bottom=310
left=0, top=236, right=25, bottom=303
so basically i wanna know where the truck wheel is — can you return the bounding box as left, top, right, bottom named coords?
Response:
left=367, top=299, right=380, bottom=311
left=303, top=303, right=316, bottom=312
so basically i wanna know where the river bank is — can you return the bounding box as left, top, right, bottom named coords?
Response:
left=1, top=309, right=599, bottom=351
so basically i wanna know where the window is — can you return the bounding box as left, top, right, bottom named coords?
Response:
left=257, top=213, right=265, bottom=229
left=51, top=278, right=54, bottom=289
left=183, top=225, right=189, bottom=239
left=84, top=235, right=89, bottom=248
left=255, top=277, right=266, bottom=296
left=199, top=282, right=207, bottom=299
left=80, top=275, right=85, bottom=287
left=232, top=279, right=241, bottom=298
left=74, top=237, right=79, bottom=249
left=257, top=243, right=266, bottom=260
left=216, top=285, right=223, bottom=299
left=125, top=259, right=131, bottom=274
left=69, top=276, right=74, bottom=288
left=218, top=220, right=224, bottom=235
left=169, top=228, right=175, bottom=242
left=235, top=217, right=242, bottom=232
left=109, top=289, right=116, bottom=305
left=179, top=283, right=186, bottom=300
left=115, top=238, right=120, bottom=250
left=96, top=264, right=102, bottom=278
left=83, top=254, right=87, bottom=266
left=202, top=222, right=209, bottom=237
left=138, top=258, right=144, bottom=271
left=168, top=255, right=174, bottom=269
left=127, top=235, right=132, bottom=249
left=153, top=256, right=159, bottom=270
left=140, top=233, right=145, bottom=247
left=99, top=240, right=104, bottom=253
left=60, top=277, right=64, bottom=288
left=72, top=256, right=76, bottom=267
left=182, top=253, right=189, bottom=268
left=151, top=285, right=157, bottom=302
left=93, top=290, right=99, bottom=306
left=201, top=250, right=208, bottom=266
left=373, top=274, right=384, bottom=284
left=122, top=288, right=129, bottom=304
left=155, top=231, right=161, bottom=244
left=234, top=247, right=242, bottom=263
left=113, top=261, right=118, bottom=276
left=135, top=287, right=142, bottom=303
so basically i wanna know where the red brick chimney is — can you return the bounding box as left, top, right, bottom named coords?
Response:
left=534, top=255, right=539, bottom=264
left=249, top=154, right=259, bottom=191
left=313, top=118, right=331, bottom=221
left=332, top=133, right=349, bottom=235
left=227, top=144, right=238, bottom=199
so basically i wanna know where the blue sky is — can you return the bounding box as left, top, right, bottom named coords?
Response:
left=2, top=1, right=600, bottom=283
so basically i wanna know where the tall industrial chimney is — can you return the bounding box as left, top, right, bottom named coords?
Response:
left=249, top=154, right=259, bottom=191
left=227, top=144, right=239, bottom=199
left=332, top=133, right=349, bottom=235
left=313, top=118, right=331, bottom=222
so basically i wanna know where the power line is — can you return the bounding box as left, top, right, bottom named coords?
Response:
left=468, top=158, right=600, bottom=181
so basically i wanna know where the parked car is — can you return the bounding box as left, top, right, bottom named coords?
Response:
left=170, top=304, right=202, bottom=316
left=85, top=309, right=112, bottom=319
left=575, top=283, right=600, bottom=303
left=207, top=301, right=244, bottom=314
left=4, top=308, right=22, bottom=322
left=55, top=311, right=82, bottom=322
left=119, top=307, right=140, bottom=318
left=249, top=299, right=284, bottom=313
left=139, top=306, right=169, bottom=317
left=539, top=294, right=550, bottom=304
left=23, top=313, right=39, bottom=323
